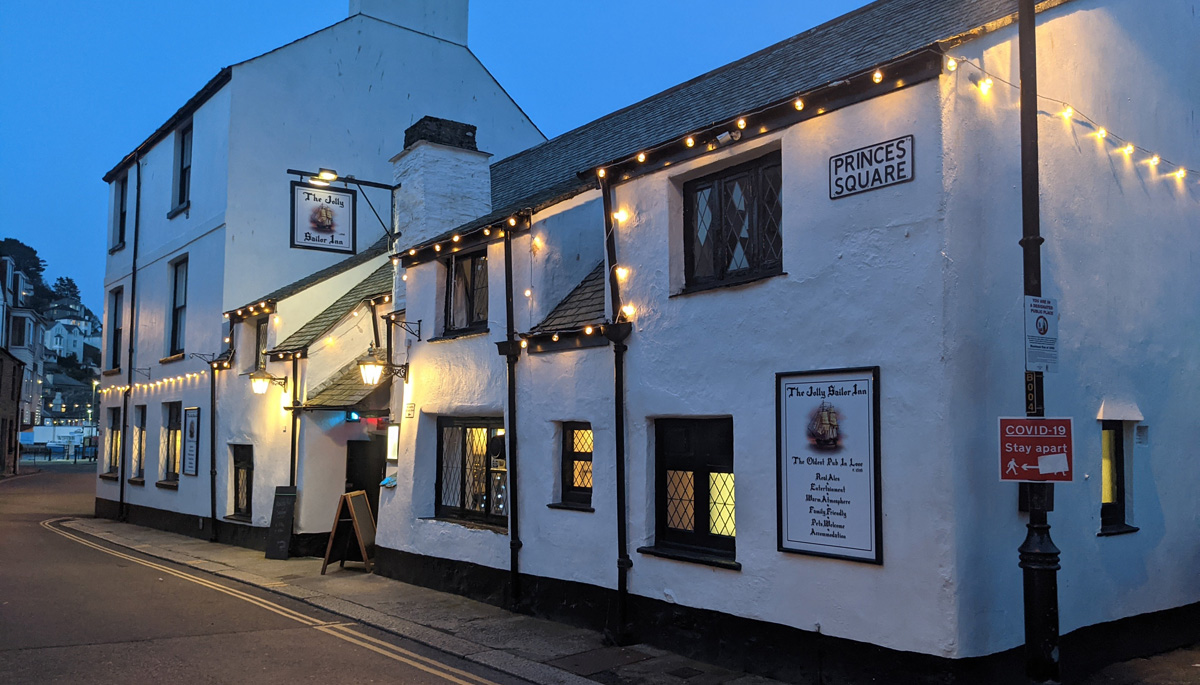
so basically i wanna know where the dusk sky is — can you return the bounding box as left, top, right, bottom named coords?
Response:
left=0, top=0, right=871, bottom=313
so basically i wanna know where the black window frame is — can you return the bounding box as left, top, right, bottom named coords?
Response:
left=105, top=407, right=122, bottom=475
left=254, top=317, right=269, bottom=370
left=174, top=124, right=192, bottom=210
left=435, top=416, right=507, bottom=526
left=1099, top=420, right=1138, bottom=535
left=682, top=150, right=783, bottom=291
left=108, top=288, right=123, bottom=370
left=654, top=418, right=736, bottom=557
left=163, top=402, right=182, bottom=482
left=561, top=422, right=593, bottom=507
left=232, top=445, right=254, bottom=519
left=443, top=250, right=488, bottom=335
left=115, top=173, right=128, bottom=247
left=132, top=405, right=146, bottom=479
left=10, top=316, right=26, bottom=347
left=169, top=258, right=187, bottom=355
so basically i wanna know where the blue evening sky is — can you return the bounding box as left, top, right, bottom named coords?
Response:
left=0, top=0, right=870, bottom=313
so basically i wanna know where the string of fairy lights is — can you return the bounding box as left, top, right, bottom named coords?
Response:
left=945, top=54, right=1195, bottom=180
left=99, top=370, right=209, bottom=397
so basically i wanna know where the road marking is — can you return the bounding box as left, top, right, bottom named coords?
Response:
left=41, top=518, right=500, bottom=685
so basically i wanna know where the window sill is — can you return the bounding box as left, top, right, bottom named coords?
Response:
left=419, top=515, right=507, bottom=534
left=428, top=327, right=490, bottom=343
left=159, top=353, right=185, bottom=365
left=127, top=477, right=145, bottom=486
left=155, top=479, right=180, bottom=490
left=166, top=201, right=190, bottom=220
left=108, top=241, right=126, bottom=255
left=224, top=514, right=253, bottom=524
left=637, top=545, right=741, bottom=571
left=673, top=270, right=785, bottom=297
left=101, top=368, right=123, bottom=377
left=1098, top=523, right=1140, bottom=537
left=547, top=501, right=594, bottom=513
left=98, top=472, right=119, bottom=481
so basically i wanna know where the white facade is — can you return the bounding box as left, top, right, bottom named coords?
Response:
left=44, top=321, right=88, bottom=363
left=96, top=2, right=543, bottom=533
left=376, top=0, right=1199, bottom=666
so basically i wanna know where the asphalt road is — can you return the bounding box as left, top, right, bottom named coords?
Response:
left=0, top=463, right=530, bottom=685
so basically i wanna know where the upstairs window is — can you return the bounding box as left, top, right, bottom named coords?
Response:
left=173, top=124, right=192, bottom=211
left=653, top=418, right=736, bottom=558
left=169, top=259, right=188, bottom=355
left=444, top=250, right=488, bottom=334
left=683, top=151, right=783, bottom=290
left=108, top=288, right=123, bottom=370
left=115, top=173, right=128, bottom=247
left=560, top=422, right=594, bottom=507
left=9, top=317, right=26, bottom=347
left=254, top=317, right=269, bottom=370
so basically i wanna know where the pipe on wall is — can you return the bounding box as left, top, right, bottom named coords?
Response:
left=208, top=365, right=219, bottom=541
left=118, top=155, right=143, bottom=521
left=599, top=175, right=633, bottom=644
left=500, top=223, right=524, bottom=609
left=290, top=356, right=300, bottom=487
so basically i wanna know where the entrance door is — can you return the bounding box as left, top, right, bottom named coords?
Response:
left=346, top=435, right=387, bottom=519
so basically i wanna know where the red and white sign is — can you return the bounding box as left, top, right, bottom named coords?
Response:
left=999, top=417, right=1073, bottom=482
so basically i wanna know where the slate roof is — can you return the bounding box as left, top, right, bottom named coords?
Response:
left=530, top=262, right=607, bottom=334
left=304, top=356, right=391, bottom=409
left=405, top=0, right=1064, bottom=252
left=272, top=260, right=393, bottom=353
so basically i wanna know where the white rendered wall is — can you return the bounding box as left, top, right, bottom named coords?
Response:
left=943, top=0, right=1200, bottom=657
left=222, top=14, right=544, bottom=312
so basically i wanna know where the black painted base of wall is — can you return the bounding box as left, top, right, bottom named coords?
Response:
left=94, top=498, right=328, bottom=558
left=374, top=545, right=1200, bottom=684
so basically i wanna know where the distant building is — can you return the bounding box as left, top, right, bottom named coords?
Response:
left=44, top=320, right=90, bottom=364
left=1, top=257, right=47, bottom=429
left=0, top=347, right=24, bottom=474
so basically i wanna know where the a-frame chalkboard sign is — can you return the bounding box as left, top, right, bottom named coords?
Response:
left=320, top=490, right=376, bottom=574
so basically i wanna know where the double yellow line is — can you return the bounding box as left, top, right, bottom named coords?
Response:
left=41, top=518, right=499, bottom=685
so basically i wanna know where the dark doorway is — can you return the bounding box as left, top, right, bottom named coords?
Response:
left=346, top=435, right=387, bottom=519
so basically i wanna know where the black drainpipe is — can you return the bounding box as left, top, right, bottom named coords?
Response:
left=496, top=219, right=524, bottom=609
left=119, top=155, right=143, bottom=522
left=290, top=355, right=300, bottom=487
left=208, top=365, right=219, bottom=541
left=599, top=175, right=633, bottom=644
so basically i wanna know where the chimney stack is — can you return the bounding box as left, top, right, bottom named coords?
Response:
left=391, top=116, right=492, bottom=247
left=348, top=0, right=469, bottom=46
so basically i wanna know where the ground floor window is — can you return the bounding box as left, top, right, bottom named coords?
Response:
left=561, top=422, right=593, bottom=506
left=436, top=417, right=506, bottom=525
left=654, top=418, right=736, bottom=557
left=162, top=402, right=181, bottom=482
left=105, top=407, right=122, bottom=474
left=232, top=445, right=253, bottom=519
left=1100, top=420, right=1137, bottom=535
left=132, top=405, right=146, bottom=479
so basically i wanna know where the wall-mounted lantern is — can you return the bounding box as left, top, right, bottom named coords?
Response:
left=357, top=346, right=408, bottom=386
left=249, top=369, right=288, bottom=395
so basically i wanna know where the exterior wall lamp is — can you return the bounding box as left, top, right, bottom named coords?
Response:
left=249, top=369, right=288, bottom=395
left=357, top=345, right=408, bottom=385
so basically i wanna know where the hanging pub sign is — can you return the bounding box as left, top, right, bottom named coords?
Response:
left=183, top=407, right=200, bottom=476
left=777, top=366, right=882, bottom=563
left=291, top=181, right=356, bottom=254
left=829, top=135, right=914, bottom=199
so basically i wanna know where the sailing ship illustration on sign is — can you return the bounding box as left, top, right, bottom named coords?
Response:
left=310, top=205, right=336, bottom=232
left=808, top=401, right=841, bottom=449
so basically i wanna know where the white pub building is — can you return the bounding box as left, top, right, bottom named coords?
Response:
left=98, top=0, right=1199, bottom=681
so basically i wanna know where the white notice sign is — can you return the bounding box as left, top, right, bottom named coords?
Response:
left=777, top=367, right=882, bottom=564
left=1024, top=296, right=1058, bottom=373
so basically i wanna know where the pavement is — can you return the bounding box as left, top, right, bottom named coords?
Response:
left=60, top=512, right=779, bottom=685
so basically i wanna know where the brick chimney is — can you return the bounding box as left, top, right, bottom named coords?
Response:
left=391, top=116, right=492, bottom=246
left=349, top=0, right=469, bottom=46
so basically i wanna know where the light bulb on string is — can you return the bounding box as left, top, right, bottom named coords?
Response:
left=1150, top=155, right=1160, bottom=166
left=1122, top=144, right=1134, bottom=155
left=1061, top=106, right=1073, bottom=119
left=872, top=69, right=883, bottom=84
left=1097, top=128, right=1107, bottom=139
left=1175, top=168, right=1187, bottom=179
left=946, top=57, right=957, bottom=72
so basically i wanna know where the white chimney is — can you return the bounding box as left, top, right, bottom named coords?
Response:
left=349, top=0, right=469, bottom=46
left=391, top=116, right=492, bottom=248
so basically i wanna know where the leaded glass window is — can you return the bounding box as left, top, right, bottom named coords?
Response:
left=654, top=418, right=735, bottom=556
left=232, top=445, right=253, bottom=519
left=683, top=151, right=783, bottom=289
left=436, top=417, right=506, bottom=525
left=444, top=251, right=488, bottom=333
left=561, top=422, right=593, bottom=506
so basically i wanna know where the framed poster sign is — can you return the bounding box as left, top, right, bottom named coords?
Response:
left=777, top=366, right=882, bottom=563
left=183, top=407, right=200, bottom=476
left=291, top=181, right=356, bottom=254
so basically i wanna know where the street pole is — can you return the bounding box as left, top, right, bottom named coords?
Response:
left=1016, top=0, right=1061, bottom=682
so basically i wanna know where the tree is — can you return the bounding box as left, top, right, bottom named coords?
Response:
left=51, top=276, right=81, bottom=302
left=0, top=238, right=51, bottom=308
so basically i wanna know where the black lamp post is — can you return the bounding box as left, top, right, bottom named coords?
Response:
left=1017, top=1, right=1061, bottom=682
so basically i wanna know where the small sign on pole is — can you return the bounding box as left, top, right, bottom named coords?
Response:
left=1024, top=296, right=1058, bottom=373
left=1000, top=417, right=1073, bottom=482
